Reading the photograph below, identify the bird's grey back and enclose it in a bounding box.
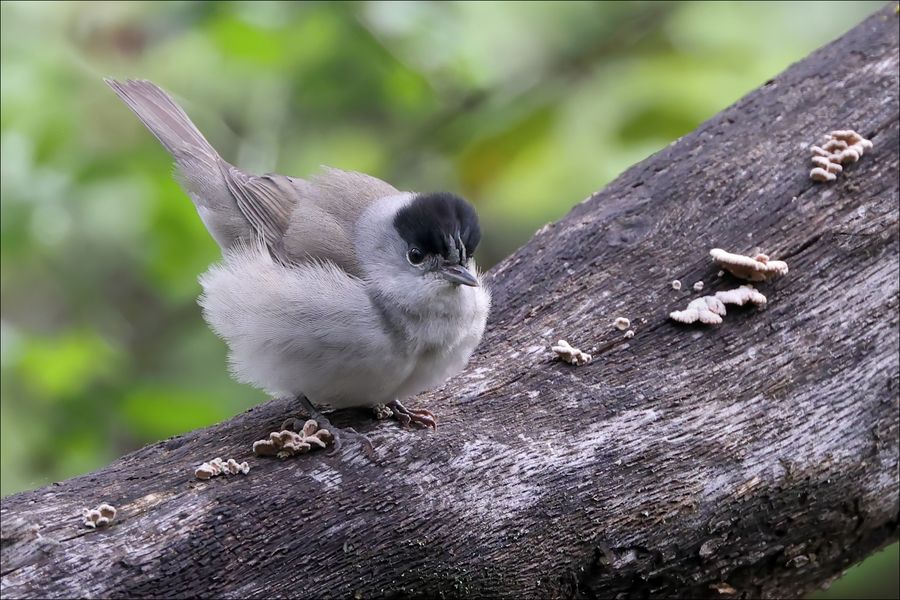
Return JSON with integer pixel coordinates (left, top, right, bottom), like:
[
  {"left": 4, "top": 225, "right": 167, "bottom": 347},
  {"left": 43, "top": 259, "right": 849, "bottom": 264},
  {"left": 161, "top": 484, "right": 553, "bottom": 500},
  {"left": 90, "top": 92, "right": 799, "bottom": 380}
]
[
  {"left": 105, "top": 79, "right": 398, "bottom": 275},
  {"left": 280, "top": 168, "right": 398, "bottom": 275}
]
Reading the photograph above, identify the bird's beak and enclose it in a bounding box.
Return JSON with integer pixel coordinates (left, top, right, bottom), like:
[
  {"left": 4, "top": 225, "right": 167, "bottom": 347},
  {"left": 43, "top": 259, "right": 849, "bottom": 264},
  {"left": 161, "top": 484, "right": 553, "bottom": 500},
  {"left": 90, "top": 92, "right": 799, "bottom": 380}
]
[{"left": 439, "top": 264, "right": 479, "bottom": 287}]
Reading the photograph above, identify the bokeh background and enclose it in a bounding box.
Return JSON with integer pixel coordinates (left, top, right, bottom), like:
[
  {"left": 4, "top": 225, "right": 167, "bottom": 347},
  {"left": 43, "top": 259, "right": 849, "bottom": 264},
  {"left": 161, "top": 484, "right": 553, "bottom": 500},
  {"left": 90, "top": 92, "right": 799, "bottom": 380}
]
[{"left": 1, "top": 1, "right": 896, "bottom": 596}]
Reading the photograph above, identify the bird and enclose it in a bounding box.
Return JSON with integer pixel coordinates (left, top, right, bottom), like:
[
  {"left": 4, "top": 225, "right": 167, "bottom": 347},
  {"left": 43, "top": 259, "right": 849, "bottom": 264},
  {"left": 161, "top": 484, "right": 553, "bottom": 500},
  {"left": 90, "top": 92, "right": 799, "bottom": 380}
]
[{"left": 105, "top": 79, "right": 490, "bottom": 449}]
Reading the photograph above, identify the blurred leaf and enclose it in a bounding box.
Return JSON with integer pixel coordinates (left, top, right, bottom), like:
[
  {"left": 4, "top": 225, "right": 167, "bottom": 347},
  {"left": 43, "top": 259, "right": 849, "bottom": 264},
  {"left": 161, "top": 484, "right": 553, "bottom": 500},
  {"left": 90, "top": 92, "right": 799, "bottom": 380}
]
[
  {"left": 121, "top": 385, "right": 234, "bottom": 439},
  {"left": 810, "top": 543, "right": 900, "bottom": 600},
  {"left": 139, "top": 174, "right": 220, "bottom": 302},
  {"left": 209, "top": 14, "right": 284, "bottom": 66},
  {"left": 458, "top": 104, "right": 557, "bottom": 194},
  {"left": 17, "top": 331, "right": 120, "bottom": 400},
  {"left": 617, "top": 103, "right": 701, "bottom": 144}
]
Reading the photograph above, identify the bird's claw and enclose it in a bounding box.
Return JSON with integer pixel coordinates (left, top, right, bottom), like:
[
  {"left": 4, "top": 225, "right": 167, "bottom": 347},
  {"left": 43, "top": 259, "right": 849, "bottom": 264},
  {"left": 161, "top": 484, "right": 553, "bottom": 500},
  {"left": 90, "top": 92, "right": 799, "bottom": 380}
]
[
  {"left": 386, "top": 399, "right": 437, "bottom": 429},
  {"left": 323, "top": 425, "right": 376, "bottom": 459}
]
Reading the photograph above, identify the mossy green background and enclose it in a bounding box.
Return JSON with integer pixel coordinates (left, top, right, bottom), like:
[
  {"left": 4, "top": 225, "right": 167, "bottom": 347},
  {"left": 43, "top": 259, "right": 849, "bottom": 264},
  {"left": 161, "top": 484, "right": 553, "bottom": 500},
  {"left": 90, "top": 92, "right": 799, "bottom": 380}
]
[{"left": 1, "top": 2, "right": 896, "bottom": 596}]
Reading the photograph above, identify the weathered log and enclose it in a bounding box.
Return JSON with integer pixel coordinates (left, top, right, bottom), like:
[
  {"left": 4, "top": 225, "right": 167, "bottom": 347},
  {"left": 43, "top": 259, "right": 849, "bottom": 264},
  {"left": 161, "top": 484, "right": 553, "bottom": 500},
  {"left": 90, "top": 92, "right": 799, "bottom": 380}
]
[{"left": 2, "top": 5, "right": 898, "bottom": 599}]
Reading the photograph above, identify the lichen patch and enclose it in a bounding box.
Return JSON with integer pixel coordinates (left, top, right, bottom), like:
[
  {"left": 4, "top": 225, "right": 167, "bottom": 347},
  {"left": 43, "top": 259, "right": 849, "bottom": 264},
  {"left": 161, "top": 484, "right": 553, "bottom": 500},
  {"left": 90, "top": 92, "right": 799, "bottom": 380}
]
[{"left": 253, "top": 420, "right": 334, "bottom": 459}]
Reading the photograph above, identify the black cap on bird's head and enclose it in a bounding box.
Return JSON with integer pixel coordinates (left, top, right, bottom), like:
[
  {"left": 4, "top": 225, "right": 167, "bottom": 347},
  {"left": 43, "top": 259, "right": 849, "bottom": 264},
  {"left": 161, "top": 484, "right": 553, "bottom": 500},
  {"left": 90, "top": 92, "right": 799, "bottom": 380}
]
[{"left": 393, "top": 192, "right": 481, "bottom": 286}]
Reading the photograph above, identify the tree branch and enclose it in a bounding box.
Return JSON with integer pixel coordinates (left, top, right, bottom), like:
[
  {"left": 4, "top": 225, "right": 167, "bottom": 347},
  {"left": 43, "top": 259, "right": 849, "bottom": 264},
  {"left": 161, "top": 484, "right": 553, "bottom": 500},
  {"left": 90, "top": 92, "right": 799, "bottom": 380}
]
[{"left": 2, "top": 5, "right": 898, "bottom": 598}]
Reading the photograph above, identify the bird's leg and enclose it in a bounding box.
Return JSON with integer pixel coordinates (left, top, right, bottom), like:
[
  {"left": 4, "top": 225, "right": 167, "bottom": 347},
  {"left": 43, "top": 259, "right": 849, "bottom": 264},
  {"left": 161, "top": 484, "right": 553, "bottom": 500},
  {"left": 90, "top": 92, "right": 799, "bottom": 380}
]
[
  {"left": 283, "top": 395, "right": 374, "bottom": 459},
  {"left": 385, "top": 399, "right": 437, "bottom": 429}
]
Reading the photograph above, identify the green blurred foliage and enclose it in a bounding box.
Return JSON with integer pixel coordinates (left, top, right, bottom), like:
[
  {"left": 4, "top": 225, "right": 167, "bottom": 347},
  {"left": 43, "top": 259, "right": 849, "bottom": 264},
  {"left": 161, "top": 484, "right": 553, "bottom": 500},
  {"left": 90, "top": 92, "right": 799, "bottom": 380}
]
[{"left": 1, "top": 2, "right": 895, "bottom": 596}]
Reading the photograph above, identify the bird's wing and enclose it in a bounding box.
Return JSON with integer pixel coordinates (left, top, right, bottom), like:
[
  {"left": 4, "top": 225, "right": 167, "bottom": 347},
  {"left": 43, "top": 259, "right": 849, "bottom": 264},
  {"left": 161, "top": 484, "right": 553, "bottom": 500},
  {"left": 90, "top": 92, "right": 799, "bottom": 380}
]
[
  {"left": 219, "top": 167, "right": 298, "bottom": 256},
  {"left": 208, "top": 164, "right": 402, "bottom": 276},
  {"left": 218, "top": 166, "right": 399, "bottom": 275},
  {"left": 279, "top": 167, "right": 400, "bottom": 276}
]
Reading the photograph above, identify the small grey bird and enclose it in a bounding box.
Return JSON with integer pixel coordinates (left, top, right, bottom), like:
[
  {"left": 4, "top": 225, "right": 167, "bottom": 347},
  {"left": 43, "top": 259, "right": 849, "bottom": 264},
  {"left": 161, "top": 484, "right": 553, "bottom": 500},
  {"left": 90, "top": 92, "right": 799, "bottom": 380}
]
[{"left": 105, "top": 79, "right": 490, "bottom": 442}]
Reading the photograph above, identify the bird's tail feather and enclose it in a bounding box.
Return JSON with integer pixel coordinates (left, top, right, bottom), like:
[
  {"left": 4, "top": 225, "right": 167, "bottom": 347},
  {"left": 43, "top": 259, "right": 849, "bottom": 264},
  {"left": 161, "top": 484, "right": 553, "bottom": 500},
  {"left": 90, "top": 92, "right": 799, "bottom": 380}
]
[
  {"left": 104, "top": 78, "right": 220, "bottom": 167},
  {"left": 105, "top": 78, "right": 258, "bottom": 251}
]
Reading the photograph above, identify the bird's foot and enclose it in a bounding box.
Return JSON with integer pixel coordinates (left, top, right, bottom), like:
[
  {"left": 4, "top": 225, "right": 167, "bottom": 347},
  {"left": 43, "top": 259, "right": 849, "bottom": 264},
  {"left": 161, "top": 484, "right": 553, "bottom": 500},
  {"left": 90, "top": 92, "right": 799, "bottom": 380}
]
[
  {"left": 286, "top": 396, "right": 375, "bottom": 459},
  {"left": 384, "top": 399, "right": 437, "bottom": 429}
]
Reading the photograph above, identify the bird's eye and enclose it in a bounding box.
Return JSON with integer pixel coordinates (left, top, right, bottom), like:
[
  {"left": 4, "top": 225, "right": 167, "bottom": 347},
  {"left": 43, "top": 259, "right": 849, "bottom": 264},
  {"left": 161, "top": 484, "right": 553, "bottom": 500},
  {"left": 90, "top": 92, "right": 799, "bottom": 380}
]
[{"left": 407, "top": 247, "right": 425, "bottom": 265}]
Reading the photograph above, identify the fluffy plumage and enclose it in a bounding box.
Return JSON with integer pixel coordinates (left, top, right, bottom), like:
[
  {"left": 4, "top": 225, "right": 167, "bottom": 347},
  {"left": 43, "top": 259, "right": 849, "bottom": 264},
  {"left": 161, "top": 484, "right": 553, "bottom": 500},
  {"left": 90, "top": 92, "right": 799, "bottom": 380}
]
[
  {"left": 106, "top": 79, "right": 490, "bottom": 411},
  {"left": 199, "top": 240, "right": 489, "bottom": 407}
]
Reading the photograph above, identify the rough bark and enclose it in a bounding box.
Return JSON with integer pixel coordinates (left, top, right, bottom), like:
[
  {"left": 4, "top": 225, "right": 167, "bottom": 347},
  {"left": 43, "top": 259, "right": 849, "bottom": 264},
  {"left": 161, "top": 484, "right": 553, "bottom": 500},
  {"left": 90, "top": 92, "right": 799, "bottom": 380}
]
[{"left": 2, "top": 6, "right": 899, "bottom": 599}]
